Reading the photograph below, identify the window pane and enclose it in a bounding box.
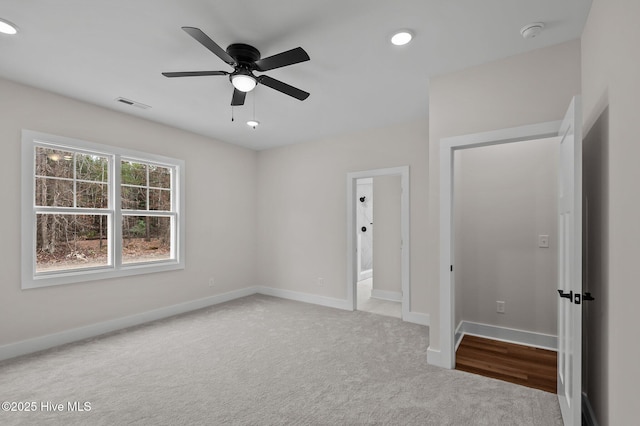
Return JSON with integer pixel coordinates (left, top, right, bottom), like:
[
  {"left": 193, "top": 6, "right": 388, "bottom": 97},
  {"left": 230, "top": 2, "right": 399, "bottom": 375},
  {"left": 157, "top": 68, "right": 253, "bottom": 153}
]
[
  {"left": 121, "top": 186, "right": 147, "bottom": 210},
  {"left": 121, "top": 161, "right": 147, "bottom": 185},
  {"left": 36, "top": 214, "right": 110, "bottom": 273},
  {"left": 35, "top": 178, "right": 73, "bottom": 207},
  {"left": 122, "top": 216, "right": 172, "bottom": 264},
  {"left": 76, "top": 153, "right": 108, "bottom": 182},
  {"left": 149, "top": 189, "right": 171, "bottom": 211},
  {"left": 35, "top": 147, "right": 74, "bottom": 179},
  {"left": 77, "top": 182, "right": 108, "bottom": 208},
  {"left": 149, "top": 165, "right": 171, "bottom": 189}
]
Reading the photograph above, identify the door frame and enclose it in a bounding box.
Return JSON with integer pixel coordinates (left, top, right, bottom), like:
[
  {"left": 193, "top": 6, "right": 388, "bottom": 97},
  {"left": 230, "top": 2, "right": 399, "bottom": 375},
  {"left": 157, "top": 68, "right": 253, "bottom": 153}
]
[
  {"left": 346, "top": 166, "right": 410, "bottom": 319},
  {"left": 436, "top": 121, "right": 562, "bottom": 369}
]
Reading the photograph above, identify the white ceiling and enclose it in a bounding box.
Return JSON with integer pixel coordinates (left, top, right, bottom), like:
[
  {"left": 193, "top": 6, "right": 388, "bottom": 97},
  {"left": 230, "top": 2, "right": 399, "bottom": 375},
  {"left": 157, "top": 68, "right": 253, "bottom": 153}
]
[{"left": 0, "top": 0, "right": 592, "bottom": 150}]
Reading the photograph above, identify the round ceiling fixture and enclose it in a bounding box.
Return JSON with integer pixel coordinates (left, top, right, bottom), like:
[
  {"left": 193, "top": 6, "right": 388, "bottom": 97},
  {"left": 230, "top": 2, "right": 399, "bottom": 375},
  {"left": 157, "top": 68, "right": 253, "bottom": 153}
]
[
  {"left": 231, "top": 72, "right": 257, "bottom": 92},
  {"left": 0, "top": 18, "right": 18, "bottom": 35},
  {"left": 520, "top": 22, "right": 545, "bottom": 39},
  {"left": 391, "top": 30, "right": 413, "bottom": 46},
  {"left": 247, "top": 120, "right": 260, "bottom": 129}
]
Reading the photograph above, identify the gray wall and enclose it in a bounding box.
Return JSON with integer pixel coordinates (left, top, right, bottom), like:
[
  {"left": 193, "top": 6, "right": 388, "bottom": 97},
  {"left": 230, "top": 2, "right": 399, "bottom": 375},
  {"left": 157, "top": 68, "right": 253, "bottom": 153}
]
[
  {"left": 453, "top": 139, "right": 558, "bottom": 335},
  {"left": 372, "top": 175, "right": 402, "bottom": 294},
  {"left": 257, "top": 120, "right": 429, "bottom": 313},
  {"left": 0, "top": 77, "right": 258, "bottom": 346},
  {"left": 581, "top": 0, "right": 640, "bottom": 423}
]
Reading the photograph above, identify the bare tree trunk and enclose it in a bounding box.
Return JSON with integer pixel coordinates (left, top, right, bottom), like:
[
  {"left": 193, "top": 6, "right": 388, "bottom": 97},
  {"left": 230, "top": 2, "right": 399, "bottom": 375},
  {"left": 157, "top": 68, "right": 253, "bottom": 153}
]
[
  {"left": 39, "top": 180, "right": 50, "bottom": 253},
  {"left": 145, "top": 217, "right": 151, "bottom": 242},
  {"left": 99, "top": 215, "right": 103, "bottom": 250}
]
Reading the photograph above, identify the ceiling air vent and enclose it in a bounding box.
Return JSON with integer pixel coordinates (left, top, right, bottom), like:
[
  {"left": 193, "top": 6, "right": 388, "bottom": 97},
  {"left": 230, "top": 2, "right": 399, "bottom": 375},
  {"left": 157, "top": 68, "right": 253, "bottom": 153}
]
[{"left": 115, "top": 97, "right": 151, "bottom": 109}]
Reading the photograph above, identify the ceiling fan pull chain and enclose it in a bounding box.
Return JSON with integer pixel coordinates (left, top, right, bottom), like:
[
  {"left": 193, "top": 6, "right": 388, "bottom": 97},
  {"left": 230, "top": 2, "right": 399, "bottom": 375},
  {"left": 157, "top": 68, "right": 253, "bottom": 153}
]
[{"left": 231, "top": 105, "right": 234, "bottom": 122}]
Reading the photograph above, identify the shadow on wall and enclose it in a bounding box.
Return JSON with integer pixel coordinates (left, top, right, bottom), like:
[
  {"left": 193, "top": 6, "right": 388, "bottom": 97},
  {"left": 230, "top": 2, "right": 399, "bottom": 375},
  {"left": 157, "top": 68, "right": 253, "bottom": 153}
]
[{"left": 582, "top": 104, "right": 609, "bottom": 425}]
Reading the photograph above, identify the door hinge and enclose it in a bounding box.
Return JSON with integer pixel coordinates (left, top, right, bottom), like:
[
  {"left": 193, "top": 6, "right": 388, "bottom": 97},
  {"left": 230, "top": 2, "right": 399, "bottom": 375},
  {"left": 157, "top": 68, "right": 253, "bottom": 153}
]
[{"left": 450, "top": 265, "right": 453, "bottom": 272}]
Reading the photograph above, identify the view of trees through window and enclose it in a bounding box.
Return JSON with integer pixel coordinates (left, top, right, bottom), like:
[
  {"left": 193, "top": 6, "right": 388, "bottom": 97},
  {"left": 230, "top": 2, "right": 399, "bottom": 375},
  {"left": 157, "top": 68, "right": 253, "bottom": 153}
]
[{"left": 34, "top": 147, "right": 173, "bottom": 272}]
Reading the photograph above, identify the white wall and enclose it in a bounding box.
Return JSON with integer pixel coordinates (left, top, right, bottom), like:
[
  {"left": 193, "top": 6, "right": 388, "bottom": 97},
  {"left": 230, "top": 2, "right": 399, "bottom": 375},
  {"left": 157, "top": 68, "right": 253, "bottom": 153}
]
[
  {"left": 581, "top": 0, "right": 640, "bottom": 423},
  {"left": 0, "top": 77, "right": 258, "bottom": 346},
  {"left": 453, "top": 139, "right": 558, "bottom": 335},
  {"left": 372, "top": 175, "right": 401, "bottom": 294},
  {"left": 256, "top": 119, "right": 428, "bottom": 313},
  {"left": 427, "top": 40, "right": 582, "bottom": 357}
]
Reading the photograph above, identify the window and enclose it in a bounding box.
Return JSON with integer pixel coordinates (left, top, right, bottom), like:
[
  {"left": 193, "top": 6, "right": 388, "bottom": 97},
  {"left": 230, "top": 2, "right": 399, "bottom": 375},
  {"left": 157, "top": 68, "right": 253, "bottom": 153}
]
[{"left": 21, "top": 130, "right": 185, "bottom": 289}]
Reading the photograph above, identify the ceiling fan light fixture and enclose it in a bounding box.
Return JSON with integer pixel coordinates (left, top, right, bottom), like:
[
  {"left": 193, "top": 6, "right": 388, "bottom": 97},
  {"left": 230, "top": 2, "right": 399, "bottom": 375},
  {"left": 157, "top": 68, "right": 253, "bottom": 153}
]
[
  {"left": 391, "top": 30, "right": 413, "bottom": 46},
  {"left": 231, "top": 74, "right": 257, "bottom": 92},
  {"left": 0, "top": 18, "right": 18, "bottom": 35}
]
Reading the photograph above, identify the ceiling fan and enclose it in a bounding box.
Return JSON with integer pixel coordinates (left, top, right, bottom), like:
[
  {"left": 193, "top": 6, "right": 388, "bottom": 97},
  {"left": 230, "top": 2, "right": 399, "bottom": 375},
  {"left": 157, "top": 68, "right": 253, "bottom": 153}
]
[{"left": 163, "top": 27, "right": 310, "bottom": 106}]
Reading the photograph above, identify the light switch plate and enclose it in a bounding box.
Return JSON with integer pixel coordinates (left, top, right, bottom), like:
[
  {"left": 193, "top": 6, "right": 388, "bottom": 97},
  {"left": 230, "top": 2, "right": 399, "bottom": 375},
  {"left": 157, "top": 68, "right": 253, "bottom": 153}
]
[{"left": 538, "top": 235, "right": 550, "bottom": 248}]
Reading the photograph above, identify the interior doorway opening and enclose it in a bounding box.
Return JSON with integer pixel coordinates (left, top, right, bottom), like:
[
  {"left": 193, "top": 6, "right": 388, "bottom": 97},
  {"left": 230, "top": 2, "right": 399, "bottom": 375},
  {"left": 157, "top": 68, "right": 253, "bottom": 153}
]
[
  {"left": 452, "top": 137, "right": 560, "bottom": 350},
  {"left": 452, "top": 137, "right": 560, "bottom": 394},
  {"left": 346, "top": 166, "right": 410, "bottom": 320},
  {"left": 355, "top": 176, "right": 402, "bottom": 318}
]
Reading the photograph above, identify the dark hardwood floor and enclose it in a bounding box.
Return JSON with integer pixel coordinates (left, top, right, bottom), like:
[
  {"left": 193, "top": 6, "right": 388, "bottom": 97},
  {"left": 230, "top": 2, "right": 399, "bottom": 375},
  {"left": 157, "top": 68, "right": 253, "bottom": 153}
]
[{"left": 455, "top": 334, "right": 557, "bottom": 394}]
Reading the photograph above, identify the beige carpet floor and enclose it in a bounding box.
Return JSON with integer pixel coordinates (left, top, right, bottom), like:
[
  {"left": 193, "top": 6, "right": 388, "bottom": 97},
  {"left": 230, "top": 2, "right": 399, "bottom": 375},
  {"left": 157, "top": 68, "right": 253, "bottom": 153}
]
[{"left": 0, "top": 295, "right": 562, "bottom": 425}]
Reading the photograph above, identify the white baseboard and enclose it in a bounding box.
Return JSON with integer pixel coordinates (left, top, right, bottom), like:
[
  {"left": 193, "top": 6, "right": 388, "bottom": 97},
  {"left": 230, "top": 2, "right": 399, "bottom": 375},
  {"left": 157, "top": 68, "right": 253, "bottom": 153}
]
[
  {"left": 1, "top": 285, "right": 424, "bottom": 362},
  {"left": 0, "top": 287, "right": 258, "bottom": 362},
  {"left": 427, "top": 346, "right": 454, "bottom": 369},
  {"left": 454, "top": 321, "right": 465, "bottom": 350},
  {"left": 456, "top": 321, "right": 557, "bottom": 351},
  {"left": 403, "top": 311, "right": 429, "bottom": 326},
  {"left": 257, "top": 286, "right": 352, "bottom": 311},
  {"left": 371, "top": 289, "right": 402, "bottom": 302},
  {"left": 358, "top": 269, "right": 372, "bottom": 281}
]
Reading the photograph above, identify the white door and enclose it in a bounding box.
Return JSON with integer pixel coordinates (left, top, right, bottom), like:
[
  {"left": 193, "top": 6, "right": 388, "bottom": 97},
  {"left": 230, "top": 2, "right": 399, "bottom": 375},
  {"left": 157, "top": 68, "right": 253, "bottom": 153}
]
[{"left": 557, "top": 96, "right": 582, "bottom": 425}]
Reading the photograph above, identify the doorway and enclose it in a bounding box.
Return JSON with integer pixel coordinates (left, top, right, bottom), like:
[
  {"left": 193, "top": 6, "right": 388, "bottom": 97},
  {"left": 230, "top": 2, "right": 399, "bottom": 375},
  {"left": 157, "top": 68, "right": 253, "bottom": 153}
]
[
  {"left": 436, "top": 96, "right": 583, "bottom": 425},
  {"left": 436, "top": 120, "right": 564, "bottom": 368},
  {"left": 346, "top": 166, "right": 410, "bottom": 320},
  {"left": 452, "top": 137, "right": 560, "bottom": 349},
  {"left": 356, "top": 176, "right": 402, "bottom": 318},
  {"left": 452, "top": 137, "right": 560, "bottom": 394}
]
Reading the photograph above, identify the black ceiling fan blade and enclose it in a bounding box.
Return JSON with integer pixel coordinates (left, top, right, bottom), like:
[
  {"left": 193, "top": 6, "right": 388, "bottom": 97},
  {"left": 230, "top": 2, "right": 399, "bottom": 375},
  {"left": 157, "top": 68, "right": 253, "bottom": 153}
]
[
  {"left": 231, "top": 88, "right": 247, "bottom": 106},
  {"left": 258, "top": 75, "right": 309, "bottom": 101},
  {"left": 162, "top": 71, "right": 229, "bottom": 78},
  {"left": 254, "top": 47, "right": 310, "bottom": 71},
  {"left": 182, "top": 26, "right": 236, "bottom": 66}
]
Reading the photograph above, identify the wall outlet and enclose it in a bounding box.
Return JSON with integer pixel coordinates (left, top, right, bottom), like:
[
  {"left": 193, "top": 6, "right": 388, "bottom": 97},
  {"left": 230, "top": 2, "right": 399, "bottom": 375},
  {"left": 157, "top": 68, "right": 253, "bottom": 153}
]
[
  {"left": 496, "top": 301, "right": 505, "bottom": 314},
  {"left": 209, "top": 277, "right": 215, "bottom": 287},
  {"left": 317, "top": 277, "right": 324, "bottom": 287}
]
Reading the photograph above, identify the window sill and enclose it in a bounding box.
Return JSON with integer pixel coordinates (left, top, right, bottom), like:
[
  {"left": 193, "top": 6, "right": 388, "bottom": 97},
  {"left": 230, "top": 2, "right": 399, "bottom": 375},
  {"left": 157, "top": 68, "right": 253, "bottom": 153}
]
[{"left": 22, "top": 260, "right": 185, "bottom": 290}]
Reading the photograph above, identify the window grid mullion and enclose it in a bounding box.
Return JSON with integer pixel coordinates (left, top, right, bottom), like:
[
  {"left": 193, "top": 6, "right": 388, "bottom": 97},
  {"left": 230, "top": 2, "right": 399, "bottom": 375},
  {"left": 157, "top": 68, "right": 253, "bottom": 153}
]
[
  {"left": 113, "top": 154, "right": 122, "bottom": 268},
  {"left": 73, "top": 152, "right": 77, "bottom": 208}
]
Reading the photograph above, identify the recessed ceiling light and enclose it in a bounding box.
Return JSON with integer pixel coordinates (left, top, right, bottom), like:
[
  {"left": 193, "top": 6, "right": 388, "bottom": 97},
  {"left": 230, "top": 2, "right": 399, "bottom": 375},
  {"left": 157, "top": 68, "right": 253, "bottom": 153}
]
[
  {"left": 247, "top": 120, "right": 260, "bottom": 129},
  {"left": 391, "top": 30, "right": 413, "bottom": 46},
  {"left": 0, "top": 18, "right": 18, "bottom": 35}
]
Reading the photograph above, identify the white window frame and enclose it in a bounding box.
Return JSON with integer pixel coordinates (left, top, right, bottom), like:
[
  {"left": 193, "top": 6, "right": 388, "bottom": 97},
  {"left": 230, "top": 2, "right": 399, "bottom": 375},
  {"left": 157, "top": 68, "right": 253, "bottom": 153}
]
[{"left": 21, "top": 130, "right": 185, "bottom": 289}]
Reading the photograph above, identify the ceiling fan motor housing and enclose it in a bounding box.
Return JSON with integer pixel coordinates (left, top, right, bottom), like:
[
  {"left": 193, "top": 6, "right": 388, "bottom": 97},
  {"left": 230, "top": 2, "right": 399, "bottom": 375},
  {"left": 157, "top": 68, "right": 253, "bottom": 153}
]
[{"left": 227, "top": 43, "right": 261, "bottom": 66}]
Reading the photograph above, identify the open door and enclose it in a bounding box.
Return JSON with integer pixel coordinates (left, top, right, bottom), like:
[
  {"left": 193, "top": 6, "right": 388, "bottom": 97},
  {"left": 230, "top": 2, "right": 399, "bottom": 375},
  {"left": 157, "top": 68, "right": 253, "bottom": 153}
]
[{"left": 557, "top": 96, "right": 582, "bottom": 425}]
